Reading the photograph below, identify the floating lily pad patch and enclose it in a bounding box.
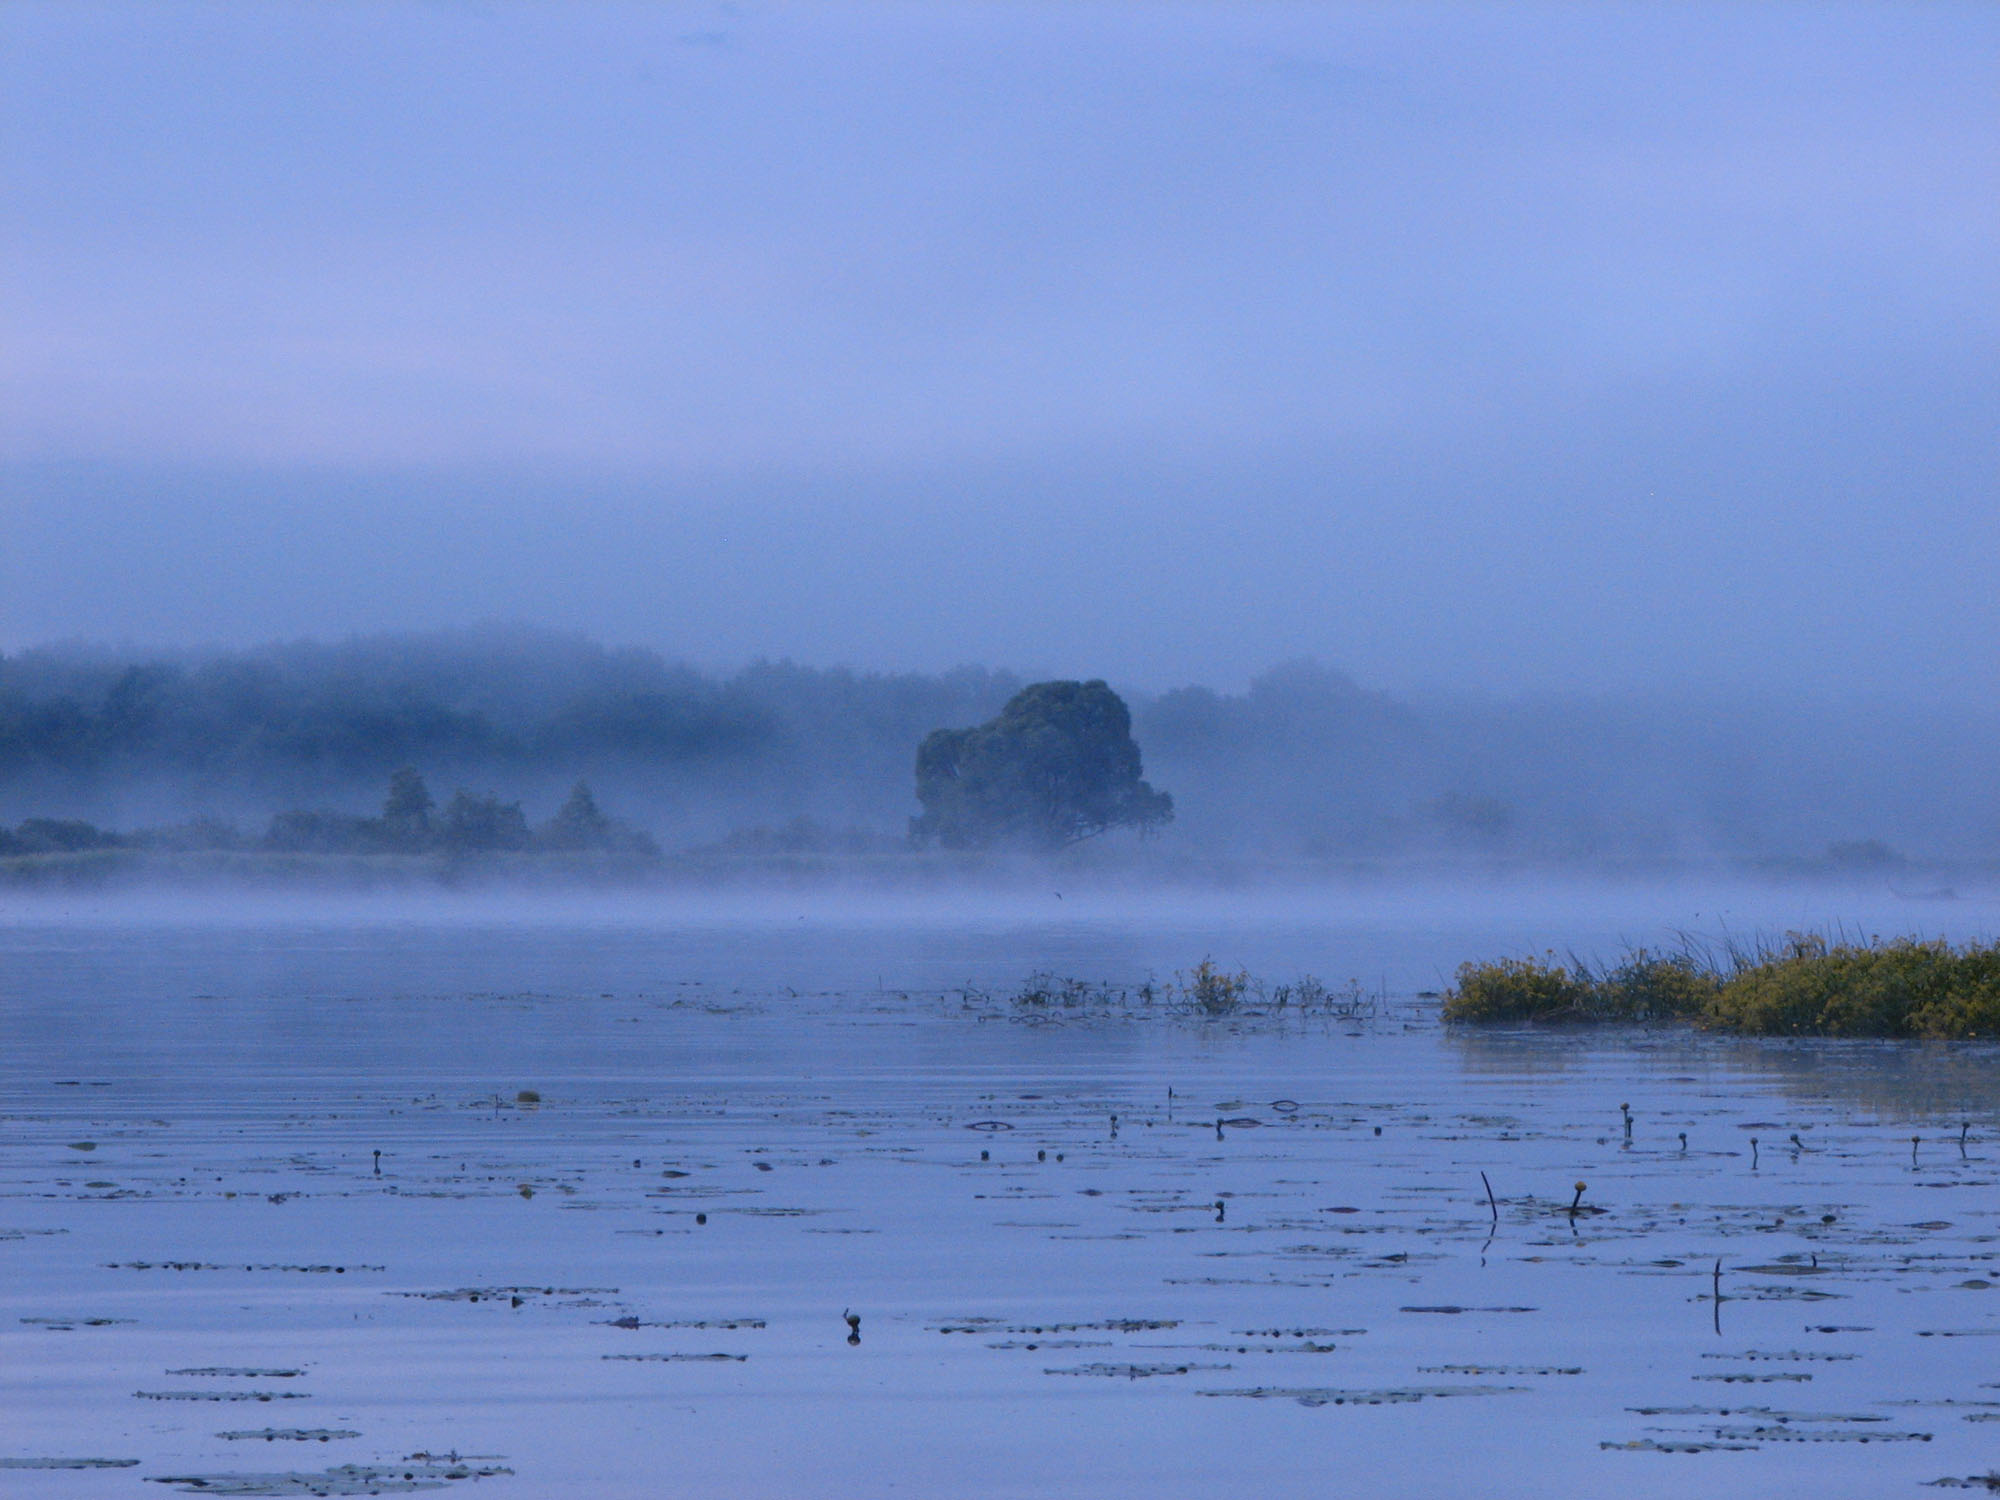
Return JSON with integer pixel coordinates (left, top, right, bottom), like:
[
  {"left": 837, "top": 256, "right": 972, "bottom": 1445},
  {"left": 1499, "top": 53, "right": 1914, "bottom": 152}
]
[
  {"left": 1044, "top": 1362, "right": 1225, "bottom": 1378},
  {"left": 138, "top": 1390, "right": 310, "bottom": 1402},
  {"left": 147, "top": 1459, "right": 511, "bottom": 1494},
  {"left": 597, "top": 1316, "right": 763, "bottom": 1330},
  {"left": 1421, "top": 1364, "right": 1581, "bottom": 1376},
  {"left": 1200, "top": 1384, "right": 1525, "bottom": 1407},
  {"left": 170, "top": 1368, "right": 305, "bottom": 1379}
]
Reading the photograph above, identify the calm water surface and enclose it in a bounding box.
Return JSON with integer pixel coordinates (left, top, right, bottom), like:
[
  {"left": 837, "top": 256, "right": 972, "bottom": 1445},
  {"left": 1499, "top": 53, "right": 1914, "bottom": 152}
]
[{"left": 4, "top": 881, "right": 1999, "bottom": 1497}]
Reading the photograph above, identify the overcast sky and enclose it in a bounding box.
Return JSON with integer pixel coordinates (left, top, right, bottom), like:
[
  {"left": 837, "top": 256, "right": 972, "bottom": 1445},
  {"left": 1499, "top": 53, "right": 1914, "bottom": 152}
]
[{"left": 3, "top": 2, "right": 1996, "bottom": 695}]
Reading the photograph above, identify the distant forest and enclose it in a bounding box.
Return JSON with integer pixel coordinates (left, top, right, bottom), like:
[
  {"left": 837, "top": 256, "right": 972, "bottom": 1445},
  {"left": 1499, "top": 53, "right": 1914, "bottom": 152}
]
[{"left": 1, "top": 627, "right": 1996, "bottom": 865}]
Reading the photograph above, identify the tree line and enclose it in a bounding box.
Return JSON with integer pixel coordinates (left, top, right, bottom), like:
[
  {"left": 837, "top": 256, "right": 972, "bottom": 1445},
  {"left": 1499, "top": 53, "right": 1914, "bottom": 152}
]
[
  {"left": 0, "top": 770, "right": 656, "bottom": 860},
  {"left": 3, "top": 626, "right": 1994, "bottom": 862}
]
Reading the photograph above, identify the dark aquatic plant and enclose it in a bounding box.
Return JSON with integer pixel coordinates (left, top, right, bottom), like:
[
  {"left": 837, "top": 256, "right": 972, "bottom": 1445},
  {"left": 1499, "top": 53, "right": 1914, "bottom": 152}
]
[
  {"left": 1008, "top": 972, "right": 1127, "bottom": 1009},
  {"left": 978, "top": 964, "right": 1366, "bottom": 1025}
]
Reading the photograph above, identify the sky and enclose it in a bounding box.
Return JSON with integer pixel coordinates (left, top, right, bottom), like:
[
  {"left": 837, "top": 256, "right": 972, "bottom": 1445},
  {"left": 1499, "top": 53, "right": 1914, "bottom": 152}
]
[{"left": 3, "top": 1, "right": 1996, "bottom": 696}]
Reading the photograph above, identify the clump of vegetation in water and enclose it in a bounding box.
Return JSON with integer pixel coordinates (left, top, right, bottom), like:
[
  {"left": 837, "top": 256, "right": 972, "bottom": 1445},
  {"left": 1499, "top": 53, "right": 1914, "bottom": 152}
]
[
  {"left": 1443, "top": 932, "right": 2000, "bottom": 1038},
  {"left": 986, "top": 963, "right": 1375, "bottom": 1022},
  {"left": 1166, "top": 962, "right": 1377, "bottom": 1020},
  {"left": 1706, "top": 933, "right": 2000, "bottom": 1037},
  {"left": 1440, "top": 954, "right": 1593, "bottom": 1023},
  {"left": 1594, "top": 949, "right": 1722, "bottom": 1021},
  {"left": 1177, "top": 959, "right": 1252, "bottom": 1017},
  {"left": 1008, "top": 972, "right": 1131, "bottom": 1009}
]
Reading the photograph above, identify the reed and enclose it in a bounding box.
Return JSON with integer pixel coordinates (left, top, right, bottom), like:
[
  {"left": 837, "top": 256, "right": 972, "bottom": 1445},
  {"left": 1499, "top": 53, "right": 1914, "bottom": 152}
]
[{"left": 1443, "top": 931, "right": 2000, "bottom": 1038}]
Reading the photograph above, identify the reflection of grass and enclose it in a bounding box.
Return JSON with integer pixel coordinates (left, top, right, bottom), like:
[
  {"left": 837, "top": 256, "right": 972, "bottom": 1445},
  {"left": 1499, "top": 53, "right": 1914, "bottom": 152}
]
[{"left": 1444, "top": 933, "right": 2000, "bottom": 1038}]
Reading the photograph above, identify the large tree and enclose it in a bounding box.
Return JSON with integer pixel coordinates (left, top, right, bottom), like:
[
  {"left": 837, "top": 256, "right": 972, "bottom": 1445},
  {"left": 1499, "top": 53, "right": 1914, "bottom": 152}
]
[{"left": 911, "top": 680, "right": 1173, "bottom": 850}]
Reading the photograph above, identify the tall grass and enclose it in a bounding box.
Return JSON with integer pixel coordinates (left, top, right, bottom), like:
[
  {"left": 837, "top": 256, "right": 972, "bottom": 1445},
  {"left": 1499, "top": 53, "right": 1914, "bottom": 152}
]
[{"left": 1443, "top": 932, "right": 2000, "bottom": 1038}]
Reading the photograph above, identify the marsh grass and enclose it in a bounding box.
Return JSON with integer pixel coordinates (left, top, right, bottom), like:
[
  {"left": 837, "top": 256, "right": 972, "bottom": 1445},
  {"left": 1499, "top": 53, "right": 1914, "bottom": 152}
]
[
  {"left": 1706, "top": 933, "right": 2000, "bottom": 1038},
  {"left": 1007, "top": 972, "right": 1130, "bottom": 1009},
  {"left": 986, "top": 963, "right": 1378, "bottom": 1021},
  {"left": 1443, "top": 931, "right": 2000, "bottom": 1038}
]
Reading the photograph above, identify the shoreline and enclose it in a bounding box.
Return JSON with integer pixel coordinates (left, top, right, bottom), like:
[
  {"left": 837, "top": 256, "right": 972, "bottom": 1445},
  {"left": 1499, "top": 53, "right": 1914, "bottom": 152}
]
[{"left": 2, "top": 845, "right": 1997, "bottom": 894}]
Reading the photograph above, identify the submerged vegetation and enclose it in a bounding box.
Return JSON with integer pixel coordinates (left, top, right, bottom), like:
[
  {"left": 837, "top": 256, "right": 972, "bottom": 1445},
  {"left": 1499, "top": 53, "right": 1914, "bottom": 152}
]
[
  {"left": 1443, "top": 934, "right": 2000, "bottom": 1038},
  {"left": 979, "top": 962, "right": 1379, "bottom": 1022}
]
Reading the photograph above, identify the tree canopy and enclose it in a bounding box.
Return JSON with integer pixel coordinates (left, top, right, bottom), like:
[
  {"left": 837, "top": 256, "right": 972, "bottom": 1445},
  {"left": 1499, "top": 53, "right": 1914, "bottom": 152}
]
[
  {"left": 252, "top": 769, "right": 655, "bottom": 858},
  {"left": 911, "top": 680, "right": 1173, "bottom": 850}
]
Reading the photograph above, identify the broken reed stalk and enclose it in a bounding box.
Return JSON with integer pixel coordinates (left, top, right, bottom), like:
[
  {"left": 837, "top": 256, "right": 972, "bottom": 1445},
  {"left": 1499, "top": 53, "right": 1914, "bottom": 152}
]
[{"left": 1480, "top": 1171, "right": 1498, "bottom": 1223}]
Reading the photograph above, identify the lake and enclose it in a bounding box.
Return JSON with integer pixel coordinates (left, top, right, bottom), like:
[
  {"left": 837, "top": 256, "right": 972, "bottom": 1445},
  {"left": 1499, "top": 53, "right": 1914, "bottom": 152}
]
[{"left": 4, "top": 878, "right": 1998, "bottom": 1497}]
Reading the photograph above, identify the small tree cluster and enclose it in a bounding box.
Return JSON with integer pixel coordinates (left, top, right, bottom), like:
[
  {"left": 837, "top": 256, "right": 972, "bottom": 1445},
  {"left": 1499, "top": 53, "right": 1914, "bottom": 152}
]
[
  {"left": 0, "top": 817, "right": 128, "bottom": 856},
  {"left": 259, "top": 770, "right": 657, "bottom": 857}
]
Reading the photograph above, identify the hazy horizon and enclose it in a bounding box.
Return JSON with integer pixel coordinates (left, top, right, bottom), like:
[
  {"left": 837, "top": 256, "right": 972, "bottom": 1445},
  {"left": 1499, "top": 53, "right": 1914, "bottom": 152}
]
[{"left": 7, "top": 3, "right": 1997, "bottom": 699}]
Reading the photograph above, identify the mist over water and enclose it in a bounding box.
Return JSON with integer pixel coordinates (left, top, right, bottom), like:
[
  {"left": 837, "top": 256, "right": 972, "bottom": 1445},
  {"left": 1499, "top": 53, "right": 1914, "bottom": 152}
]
[
  {"left": 3, "top": 628, "right": 1998, "bottom": 868},
  {"left": 6, "top": 5, "right": 2000, "bottom": 1495}
]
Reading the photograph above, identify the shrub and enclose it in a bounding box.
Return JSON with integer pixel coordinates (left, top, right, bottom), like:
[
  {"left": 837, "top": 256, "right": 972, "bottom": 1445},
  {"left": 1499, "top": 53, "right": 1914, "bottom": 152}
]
[
  {"left": 1445, "top": 932, "right": 2000, "bottom": 1038},
  {"left": 1594, "top": 949, "right": 1721, "bottom": 1022},
  {"left": 1707, "top": 935, "right": 2000, "bottom": 1038},
  {"left": 1906, "top": 960, "right": 2000, "bottom": 1038},
  {"left": 1441, "top": 955, "right": 1594, "bottom": 1023},
  {"left": 1178, "top": 958, "right": 1252, "bottom": 1017}
]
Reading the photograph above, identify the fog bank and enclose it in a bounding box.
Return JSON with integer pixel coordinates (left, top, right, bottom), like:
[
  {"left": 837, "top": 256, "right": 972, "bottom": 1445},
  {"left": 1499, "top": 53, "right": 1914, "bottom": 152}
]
[{"left": 2, "top": 628, "right": 1995, "bottom": 868}]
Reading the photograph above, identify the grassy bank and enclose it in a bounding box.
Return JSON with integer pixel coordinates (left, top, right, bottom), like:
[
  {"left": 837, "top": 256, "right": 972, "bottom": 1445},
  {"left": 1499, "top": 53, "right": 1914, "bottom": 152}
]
[{"left": 1443, "top": 934, "right": 2000, "bottom": 1038}]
